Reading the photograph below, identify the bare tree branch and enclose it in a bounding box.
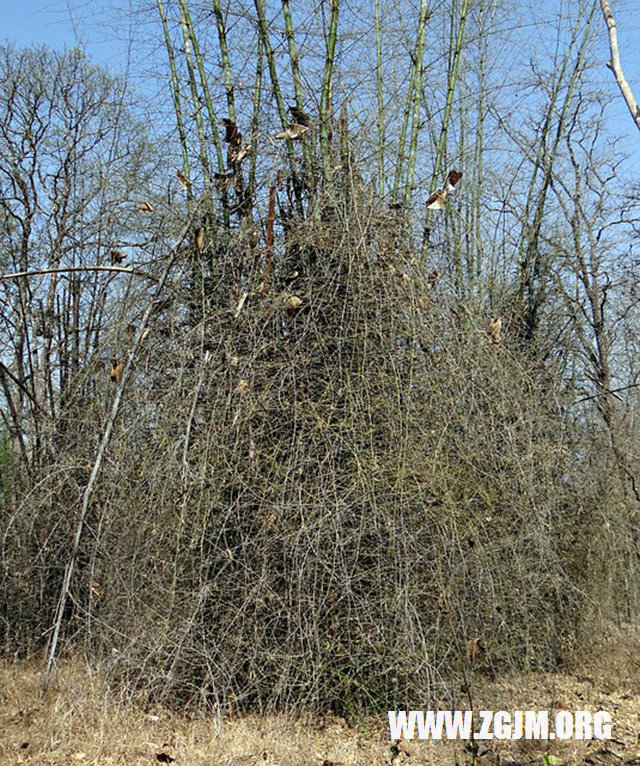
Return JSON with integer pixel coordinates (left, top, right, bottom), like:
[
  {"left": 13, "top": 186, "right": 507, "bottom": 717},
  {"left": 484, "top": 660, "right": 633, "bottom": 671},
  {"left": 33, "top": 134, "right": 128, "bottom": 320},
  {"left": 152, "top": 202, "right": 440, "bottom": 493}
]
[
  {"left": 600, "top": 0, "right": 640, "bottom": 130},
  {"left": 1, "top": 264, "right": 163, "bottom": 284}
]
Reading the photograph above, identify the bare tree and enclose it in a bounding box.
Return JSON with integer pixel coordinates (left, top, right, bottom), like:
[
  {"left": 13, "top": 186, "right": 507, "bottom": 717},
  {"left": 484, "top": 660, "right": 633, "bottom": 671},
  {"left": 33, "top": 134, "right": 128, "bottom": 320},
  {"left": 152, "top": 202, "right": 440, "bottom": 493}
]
[{"left": 0, "top": 45, "right": 161, "bottom": 480}]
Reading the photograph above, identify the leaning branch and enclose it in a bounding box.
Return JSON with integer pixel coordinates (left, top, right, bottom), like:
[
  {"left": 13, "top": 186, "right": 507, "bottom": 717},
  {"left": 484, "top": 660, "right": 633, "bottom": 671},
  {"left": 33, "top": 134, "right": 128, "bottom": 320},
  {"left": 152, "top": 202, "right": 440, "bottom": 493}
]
[
  {"left": 600, "top": 0, "right": 640, "bottom": 130},
  {"left": 0, "top": 265, "right": 185, "bottom": 298},
  {"left": 42, "top": 209, "right": 199, "bottom": 692},
  {"left": 1, "top": 264, "right": 154, "bottom": 283}
]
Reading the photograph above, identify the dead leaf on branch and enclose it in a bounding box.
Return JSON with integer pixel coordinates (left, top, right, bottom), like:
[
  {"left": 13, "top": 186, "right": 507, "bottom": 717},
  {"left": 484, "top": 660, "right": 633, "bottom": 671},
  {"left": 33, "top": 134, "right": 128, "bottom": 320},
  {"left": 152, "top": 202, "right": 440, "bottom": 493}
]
[
  {"left": 221, "top": 117, "right": 241, "bottom": 144},
  {"left": 176, "top": 170, "right": 190, "bottom": 190},
  {"left": 275, "top": 123, "right": 308, "bottom": 140},
  {"left": 195, "top": 226, "right": 204, "bottom": 253},
  {"left": 109, "top": 358, "right": 123, "bottom": 384},
  {"left": 488, "top": 316, "right": 502, "bottom": 344},
  {"left": 110, "top": 249, "right": 126, "bottom": 264},
  {"left": 426, "top": 169, "right": 463, "bottom": 210},
  {"left": 289, "top": 105, "right": 310, "bottom": 127}
]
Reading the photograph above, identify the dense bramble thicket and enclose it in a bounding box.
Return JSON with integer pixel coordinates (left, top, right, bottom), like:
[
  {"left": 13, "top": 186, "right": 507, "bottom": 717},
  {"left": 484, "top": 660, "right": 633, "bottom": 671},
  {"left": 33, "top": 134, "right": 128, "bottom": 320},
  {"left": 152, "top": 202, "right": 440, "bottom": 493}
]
[{"left": 1, "top": 0, "right": 639, "bottom": 712}]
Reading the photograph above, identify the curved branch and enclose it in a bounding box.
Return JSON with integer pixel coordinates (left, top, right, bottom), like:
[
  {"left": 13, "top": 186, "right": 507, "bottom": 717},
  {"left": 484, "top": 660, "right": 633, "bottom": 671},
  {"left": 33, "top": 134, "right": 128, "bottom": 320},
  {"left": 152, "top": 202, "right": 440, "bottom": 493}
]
[{"left": 1, "top": 264, "right": 167, "bottom": 286}]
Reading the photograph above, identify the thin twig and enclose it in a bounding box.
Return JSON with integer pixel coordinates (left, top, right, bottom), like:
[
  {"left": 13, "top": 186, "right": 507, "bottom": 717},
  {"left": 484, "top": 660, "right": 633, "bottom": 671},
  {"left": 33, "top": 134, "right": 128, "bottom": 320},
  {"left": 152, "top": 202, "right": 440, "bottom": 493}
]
[
  {"left": 576, "top": 382, "right": 640, "bottom": 403},
  {"left": 42, "top": 206, "right": 200, "bottom": 693}
]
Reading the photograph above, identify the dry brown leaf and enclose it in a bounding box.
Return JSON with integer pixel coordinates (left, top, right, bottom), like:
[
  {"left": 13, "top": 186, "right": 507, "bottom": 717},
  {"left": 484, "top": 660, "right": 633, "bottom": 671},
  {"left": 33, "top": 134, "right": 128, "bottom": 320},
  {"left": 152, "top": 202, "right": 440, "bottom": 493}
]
[
  {"left": 110, "top": 249, "right": 126, "bottom": 264},
  {"left": 195, "top": 226, "right": 204, "bottom": 253},
  {"left": 426, "top": 268, "right": 440, "bottom": 289},
  {"left": 445, "top": 169, "right": 463, "bottom": 190},
  {"left": 221, "top": 117, "right": 241, "bottom": 144},
  {"left": 488, "top": 316, "right": 502, "bottom": 344},
  {"left": 467, "top": 637, "right": 480, "bottom": 665},
  {"left": 228, "top": 142, "right": 251, "bottom": 166},
  {"left": 427, "top": 169, "right": 462, "bottom": 210},
  {"left": 289, "top": 105, "right": 310, "bottom": 127},
  {"left": 234, "top": 292, "right": 249, "bottom": 318},
  {"left": 109, "top": 358, "right": 123, "bottom": 384},
  {"left": 426, "top": 189, "right": 447, "bottom": 210},
  {"left": 275, "top": 123, "right": 308, "bottom": 140},
  {"left": 285, "top": 295, "right": 303, "bottom": 316}
]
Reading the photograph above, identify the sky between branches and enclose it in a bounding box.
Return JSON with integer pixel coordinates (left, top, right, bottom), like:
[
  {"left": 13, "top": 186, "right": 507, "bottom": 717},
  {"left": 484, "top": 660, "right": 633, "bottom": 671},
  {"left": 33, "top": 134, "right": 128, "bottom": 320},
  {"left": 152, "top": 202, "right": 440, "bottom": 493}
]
[{"left": 3, "top": 0, "right": 640, "bottom": 176}]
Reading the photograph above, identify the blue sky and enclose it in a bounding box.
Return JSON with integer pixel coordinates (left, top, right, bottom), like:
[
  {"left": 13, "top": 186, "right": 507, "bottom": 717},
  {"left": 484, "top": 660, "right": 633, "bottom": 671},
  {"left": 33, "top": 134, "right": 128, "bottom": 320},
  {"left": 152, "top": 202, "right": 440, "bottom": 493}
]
[
  {"left": 2, "top": 0, "right": 640, "bottom": 159},
  {"left": 4, "top": 0, "right": 76, "bottom": 51}
]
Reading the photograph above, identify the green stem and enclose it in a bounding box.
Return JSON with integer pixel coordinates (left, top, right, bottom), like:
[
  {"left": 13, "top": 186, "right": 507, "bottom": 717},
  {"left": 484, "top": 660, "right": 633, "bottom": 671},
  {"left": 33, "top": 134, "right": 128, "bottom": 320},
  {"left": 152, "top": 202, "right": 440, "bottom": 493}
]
[
  {"left": 434, "top": 0, "right": 469, "bottom": 187},
  {"left": 421, "top": 0, "right": 469, "bottom": 261},
  {"left": 212, "top": 0, "right": 236, "bottom": 120},
  {"left": 254, "top": 0, "right": 303, "bottom": 213},
  {"left": 282, "top": 0, "right": 313, "bottom": 186},
  {"left": 157, "top": 0, "right": 192, "bottom": 209},
  {"left": 320, "top": 0, "right": 340, "bottom": 192},
  {"left": 404, "top": 0, "right": 431, "bottom": 207},
  {"left": 248, "top": 35, "right": 264, "bottom": 201},
  {"left": 374, "top": 0, "right": 385, "bottom": 197},
  {"left": 181, "top": 0, "right": 225, "bottom": 174},
  {"left": 178, "top": 0, "right": 212, "bottom": 196}
]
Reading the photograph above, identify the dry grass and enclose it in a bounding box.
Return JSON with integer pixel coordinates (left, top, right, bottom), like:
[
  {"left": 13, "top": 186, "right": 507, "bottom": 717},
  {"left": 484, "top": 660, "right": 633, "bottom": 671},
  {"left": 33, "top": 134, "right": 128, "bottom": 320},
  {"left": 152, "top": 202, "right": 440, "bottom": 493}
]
[{"left": 1, "top": 624, "right": 639, "bottom": 766}]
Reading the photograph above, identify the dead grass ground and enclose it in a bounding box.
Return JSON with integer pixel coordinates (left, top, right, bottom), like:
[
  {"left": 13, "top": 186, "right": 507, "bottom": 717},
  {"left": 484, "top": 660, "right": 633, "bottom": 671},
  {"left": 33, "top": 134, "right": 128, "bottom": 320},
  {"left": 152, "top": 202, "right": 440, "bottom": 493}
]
[{"left": 1, "top": 623, "right": 638, "bottom": 766}]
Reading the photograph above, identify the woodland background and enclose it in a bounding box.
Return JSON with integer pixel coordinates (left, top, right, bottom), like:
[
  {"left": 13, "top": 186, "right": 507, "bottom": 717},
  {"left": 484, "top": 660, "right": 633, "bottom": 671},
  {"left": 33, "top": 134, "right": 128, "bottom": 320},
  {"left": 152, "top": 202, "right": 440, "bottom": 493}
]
[{"left": 0, "top": 0, "right": 639, "bottom": 714}]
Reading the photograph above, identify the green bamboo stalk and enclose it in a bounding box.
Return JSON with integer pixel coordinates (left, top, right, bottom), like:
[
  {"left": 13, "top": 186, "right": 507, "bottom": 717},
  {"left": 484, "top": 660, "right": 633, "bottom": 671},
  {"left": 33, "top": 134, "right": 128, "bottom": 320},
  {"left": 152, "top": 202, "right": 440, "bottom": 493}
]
[
  {"left": 339, "top": 101, "right": 350, "bottom": 203},
  {"left": 403, "top": 0, "right": 431, "bottom": 207},
  {"left": 179, "top": 0, "right": 225, "bottom": 174},
  {"left": 374, "top": 0, "right": 385, "bottom": 197},
  {"left": 178, "top": 0, "right": 212, "bottom": 196},
  {"left": 420, "top": 0, "right": 469, "bottom": 262},
  {"left": 177, "top": 0, "right": 228, "bottom": 228},
  {"left": 431, "top": 0, "right": 469, "bottom": 189},
  {"left": 212, "top": 0, "right": 237, "bottom": 120},
  {"left": 320, "top": 0, "right": 340, "bottom": 191},
  {"left": 281, "top": 0, "right": 303, "bottom": 106},
  {"left": 254, "top": 0, "right": 288, "bottom": 130},
  {"left": 281, "top": 0, "right": 313, "bottom": 186},
  {"left": 254, "top": 0, "right": 303, "bottom": 212},
  {"left": 472, "top": 13, "right": 492, "bottom": 294},
  {"left": 393, "top": 76, "right": 415, "bottom": 200},
  {"left": 392, "top": 0, "right": 431, "bottom": 202},
  {"left": 212, "top": 0, "right": 256, "bottom": 222},
  {"left": 451, "top": 85, "right": 466, "bottom": 296},
  {"left": 157, "top": 0, "right": 192, "bottom": 208},
  {"left": 248, "top": 35, "right": 264, "bottom": 201}
]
